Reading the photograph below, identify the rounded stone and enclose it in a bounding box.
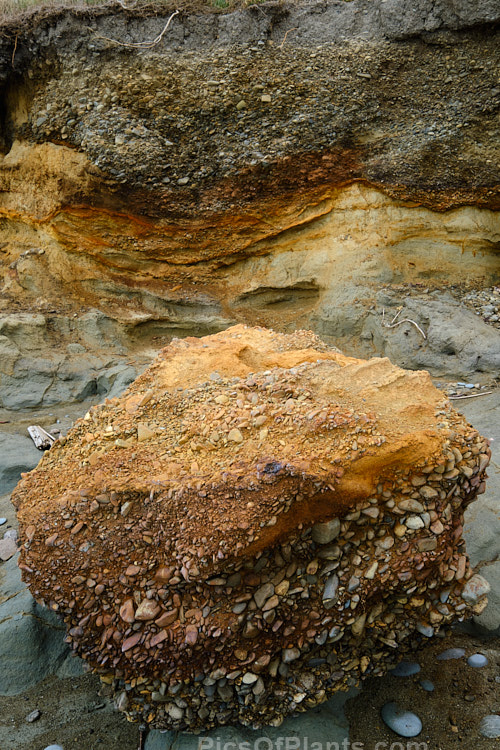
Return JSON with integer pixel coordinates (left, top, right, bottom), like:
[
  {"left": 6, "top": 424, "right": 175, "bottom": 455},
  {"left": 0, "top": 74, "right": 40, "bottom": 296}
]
[
  {"left": 390, "top": 661, "right": 421, "bottom": 677},
  {"left": 0, "top": 518, "right": 7, "bottom": 526},
  {"left": 461, "top": 574, "right": 491, "bottom": 604},
  {"left": 312, "top": 518, "right": 341, "bottom": 545},
  {"left": 467, "top": 653, "right": 488, "bottom": 668},
  {"left": 479, "top": 715, "right": 500, "bottom": 738},
  {"left": 242, "top": 672, "right": 258, "bottom": 684},
  {"left": 419, "top": 679, "right": 435, "bottom": 692},
  {"left": 416, "top": 622, "right": 434, "bottom": 638},
  {"left": 381, "top": 702, "right": 422, "bottom": 738},
  {"left": 44, "top": 745, "right": 64, "bottom": 750},
  {"left": 406, "top": 515, "right": 425, "bottom": 530},
  {"left": 437, "top": 648, "right": 465, "bottom": 661}
]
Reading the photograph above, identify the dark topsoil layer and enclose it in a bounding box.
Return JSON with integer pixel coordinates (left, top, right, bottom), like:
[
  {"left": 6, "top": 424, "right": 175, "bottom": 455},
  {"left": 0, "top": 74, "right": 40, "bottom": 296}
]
[{"left": 0, "top": 1, "right": 499, "bottom": 218}]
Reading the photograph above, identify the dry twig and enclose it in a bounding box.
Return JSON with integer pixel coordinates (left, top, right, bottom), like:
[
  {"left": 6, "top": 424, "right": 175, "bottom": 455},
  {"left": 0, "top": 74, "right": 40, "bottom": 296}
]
[
  {"left": 11, "top": 33, "right": 17, "bottom": 65},
  {"left": 449, "top": 391, "right": 493, "bottom": 400},
  {"left": 92, "top": 8, "right": 179, "bottom": 49},
  {"left": 278, "top": 26, "right": 298, "bottom": 49},
  {"left": 382, "top": 307, "right": 427, "bottom": 340}
]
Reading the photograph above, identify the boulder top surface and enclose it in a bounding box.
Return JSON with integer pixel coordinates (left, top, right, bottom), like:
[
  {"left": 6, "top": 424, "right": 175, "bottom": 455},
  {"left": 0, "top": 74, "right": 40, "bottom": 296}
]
[{"left": 15, "top": 325, "right": 463, "bottom": 567}]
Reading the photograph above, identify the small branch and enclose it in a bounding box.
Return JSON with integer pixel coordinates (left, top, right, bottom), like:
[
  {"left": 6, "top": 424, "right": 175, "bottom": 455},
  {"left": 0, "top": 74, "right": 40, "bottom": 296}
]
[
  {"left": 92, "top": 9, "right": 179, "bottom": 50},
  {"left": 381, "top": 308, "right": 427, "bottom": 340},
  {"left": 278, "top": 27, "right": 298, "bottom": 49},
  {"left": 390, "top": 308, "right": 402, "bottom": 324},
  {"left": 11, "top": 34, "right": 17, "bottom": 67},
  {"left": 27, "top": 425, "right": 56, "bottom": 450},
  {"left": 449, "top": 391, "right": 493, "bottom": 400}
]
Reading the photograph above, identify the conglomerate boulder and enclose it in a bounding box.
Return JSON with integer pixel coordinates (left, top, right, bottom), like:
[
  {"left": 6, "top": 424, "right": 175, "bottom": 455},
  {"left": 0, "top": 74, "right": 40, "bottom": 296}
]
[{"left": 12, "top": 325, "right": 490, "bottom": 731}]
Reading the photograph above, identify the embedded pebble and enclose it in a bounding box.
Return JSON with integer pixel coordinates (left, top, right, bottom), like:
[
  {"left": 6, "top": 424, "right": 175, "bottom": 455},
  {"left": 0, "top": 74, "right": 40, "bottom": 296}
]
[
  {"left": 25, "top": 709, "right": 41, "bottom": 722},
  {"left": 312, "top": 518, "right": 340, "bottom": 544},
  {"left": 381, "top": 702, "right": 423, "bottom": 737},
  {"left": 467, "top": 653, "right": 488, "bottom": 668},
  {"left": 416, "top": 622, "right": 434, "bottom": 637},
  {"left": 406, "top": 515, "right": 425, "bottom": 530},
  {"left": 461, "top": 574, "right": 491, "bottom": 604},
  {"left": 419, "top": 679, "right": 435, "bottom": 692},
  {"left": 390, "top": 661, "right": 421, "bottom": 677},
  {"left": 0, "top": 517, "right": 6, "bottom": 525},
  {"left": 323, "top": 573, "right": 339, "bottom": 602},
  {"left": 437, "top": 648, "right": 465, "bottom": 661},
  {"left": 43, "top": 746, "right": 64, "bottom": 750},
  {"left": 479, "top": 715, "right": 500, "bottom": 739}
]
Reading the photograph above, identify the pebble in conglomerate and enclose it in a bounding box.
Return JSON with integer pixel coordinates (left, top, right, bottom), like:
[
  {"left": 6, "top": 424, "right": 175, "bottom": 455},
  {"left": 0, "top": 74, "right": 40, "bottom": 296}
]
[
  {"left": 437, "top": 648, "right": 466, "bottom": 661},
  {"left": 390, "top": 661, "right": 421, "bottom": 677},
  {"left": 0, "top": 518, "right": 6, "bottom": 525},
  {"left": 479, "top": 715, "right": 500, "bottom": 739},
  {"left": 381, "top": 702, "right": 423, "bottom": 738},
  {"left": 419, "top": 679, "right": 435, "bottom": 692},
  {"left": 467, "top": 653, "right": 488, "bottom": 668},
  {"left": 44, "top": 746, "right": 64, "bottom": 750}
]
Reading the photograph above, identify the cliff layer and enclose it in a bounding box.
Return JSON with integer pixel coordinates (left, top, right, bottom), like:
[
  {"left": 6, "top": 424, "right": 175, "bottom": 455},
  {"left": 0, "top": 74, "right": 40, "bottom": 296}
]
[{"left": 0, "top": 2, "right": 498, "bottom": 374}]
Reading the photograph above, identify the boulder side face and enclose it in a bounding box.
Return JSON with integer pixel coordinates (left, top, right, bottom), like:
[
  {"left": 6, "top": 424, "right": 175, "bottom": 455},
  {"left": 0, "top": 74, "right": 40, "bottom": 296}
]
[{"left": 12, "top": 326, "right": 490, "bottom": 731}]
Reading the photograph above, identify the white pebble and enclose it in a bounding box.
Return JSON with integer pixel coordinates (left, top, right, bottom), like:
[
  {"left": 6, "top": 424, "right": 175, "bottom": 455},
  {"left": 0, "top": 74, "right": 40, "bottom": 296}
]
[
  {"left": 468, "top": 653, "right": 488, "bottom": 668},
  {"left": 479, "top": 715, "right": 500, "bottom": 738},
  {"left": 0, "top": 518, "right": 6, "bottom": 526},
  {"left": 405, "top": 515, "right": 425, "bottom": 530},
  {"left": 381, "top": 702, "right": 422, "bottom": 737}
]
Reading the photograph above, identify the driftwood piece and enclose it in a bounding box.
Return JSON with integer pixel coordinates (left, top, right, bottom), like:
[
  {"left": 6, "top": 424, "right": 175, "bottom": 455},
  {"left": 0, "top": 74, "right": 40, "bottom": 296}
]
[{"left": 27, "top": 425, "right": 56, "bottom": 451}]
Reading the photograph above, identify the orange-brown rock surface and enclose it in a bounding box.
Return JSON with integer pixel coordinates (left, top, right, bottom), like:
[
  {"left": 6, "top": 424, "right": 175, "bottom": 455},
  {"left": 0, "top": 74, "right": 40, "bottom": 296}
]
[{"left": 12, "top": 326, "right": 491, "bottom": 730}]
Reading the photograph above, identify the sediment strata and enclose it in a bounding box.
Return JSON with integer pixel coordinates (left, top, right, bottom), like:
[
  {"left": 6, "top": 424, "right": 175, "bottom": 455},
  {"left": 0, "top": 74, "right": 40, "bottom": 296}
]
[
  {"left": 0, "top": 3, "right": 498, "bottom": 357},
  {"left": 12, "top": 326, "right": 490, "bottom": 730}
]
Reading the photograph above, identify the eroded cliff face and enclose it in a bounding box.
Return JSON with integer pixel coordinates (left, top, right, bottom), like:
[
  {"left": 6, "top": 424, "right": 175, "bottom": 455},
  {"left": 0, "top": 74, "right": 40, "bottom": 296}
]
[{"left": 0, "top": 1, "right": 499, "bottom": 383}]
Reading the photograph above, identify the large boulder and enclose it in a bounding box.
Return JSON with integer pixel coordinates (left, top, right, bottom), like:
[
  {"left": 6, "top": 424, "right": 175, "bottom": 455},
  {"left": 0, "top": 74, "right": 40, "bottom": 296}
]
[{"left": 12, "top": 326, "right": 490, "bottom": 731}]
